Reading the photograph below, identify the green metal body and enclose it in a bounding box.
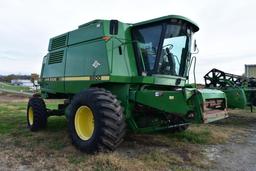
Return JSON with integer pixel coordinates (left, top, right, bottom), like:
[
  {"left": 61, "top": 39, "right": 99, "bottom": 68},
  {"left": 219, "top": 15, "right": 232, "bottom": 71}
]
[
  {"left": 224, "top": 88, "right": 247, "bottom": 108},
  {"left": 39, "top": 15, "right": 228, "bottom": 133}
]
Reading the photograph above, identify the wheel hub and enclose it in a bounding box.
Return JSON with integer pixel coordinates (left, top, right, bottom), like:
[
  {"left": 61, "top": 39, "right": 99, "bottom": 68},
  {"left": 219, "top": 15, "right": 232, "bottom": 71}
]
[
  {"left": 28, "top": 107, "right": 34, "bottom": 126},
  {"left": 74, "top": 106, "right": 94, "bottom": 140}
]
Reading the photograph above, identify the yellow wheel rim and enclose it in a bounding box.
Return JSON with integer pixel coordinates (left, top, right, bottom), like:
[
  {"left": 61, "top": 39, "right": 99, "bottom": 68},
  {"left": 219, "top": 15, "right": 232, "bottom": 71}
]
[
  {"left": 74, "top": 106, "right": 94, "bottom": 140},
  {"left": 28, "top": 106, "right": 34, "bottom": 126}
]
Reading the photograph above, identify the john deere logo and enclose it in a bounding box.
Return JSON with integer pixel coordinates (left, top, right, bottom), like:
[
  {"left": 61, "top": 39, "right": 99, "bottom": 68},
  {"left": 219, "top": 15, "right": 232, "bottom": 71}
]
[{"left": 92, "top": 60, "right": 101, "bottom": 68}]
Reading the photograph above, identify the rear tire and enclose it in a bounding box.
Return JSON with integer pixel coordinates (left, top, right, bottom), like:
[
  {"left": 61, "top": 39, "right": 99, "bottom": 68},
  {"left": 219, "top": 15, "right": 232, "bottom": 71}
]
[
  {"left": 27, "top": 96, "right": 47, "bottom": 131},
  {"left": 68, "top": 88, "right": 126, "bottom": 153}
]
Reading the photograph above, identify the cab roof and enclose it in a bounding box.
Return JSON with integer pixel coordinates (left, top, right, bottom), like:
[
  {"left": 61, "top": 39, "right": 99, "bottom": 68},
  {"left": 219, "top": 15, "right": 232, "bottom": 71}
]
[{"left": 132, "top": 15, "right": 199, "bottom": 32}]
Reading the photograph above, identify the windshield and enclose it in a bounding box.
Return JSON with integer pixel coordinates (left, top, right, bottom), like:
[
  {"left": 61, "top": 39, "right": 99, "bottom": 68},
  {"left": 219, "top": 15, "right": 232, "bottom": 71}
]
[{"left": 132, "top": 22, "right": 192, "bottom": 77}]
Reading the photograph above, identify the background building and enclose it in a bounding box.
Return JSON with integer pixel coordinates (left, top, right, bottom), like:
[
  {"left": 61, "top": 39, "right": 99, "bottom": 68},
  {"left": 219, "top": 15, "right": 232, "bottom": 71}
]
[
  {"left": 11, "top": 79, "right": 34, "bottom": 87},
  {"left": 245, "top": 64, "right": 256, "bottom": 78}
]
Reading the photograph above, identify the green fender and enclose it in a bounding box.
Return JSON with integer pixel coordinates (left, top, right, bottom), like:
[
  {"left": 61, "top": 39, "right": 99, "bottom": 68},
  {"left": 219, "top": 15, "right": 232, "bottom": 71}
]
[{"left": 223, "top": 88, "right": 247, "bottom": 109}]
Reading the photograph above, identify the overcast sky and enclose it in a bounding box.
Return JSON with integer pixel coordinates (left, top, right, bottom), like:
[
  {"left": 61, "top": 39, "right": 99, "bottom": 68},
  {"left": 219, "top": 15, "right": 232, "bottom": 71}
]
[{"left": 0, "top": 0, "right": 255, "bottom": 83}]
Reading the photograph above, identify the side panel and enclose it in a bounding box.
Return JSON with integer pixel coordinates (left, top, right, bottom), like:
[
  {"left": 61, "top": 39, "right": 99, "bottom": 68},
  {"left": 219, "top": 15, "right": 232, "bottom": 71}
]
[
  {"left": 41, "top": 49, "right": 66, "bottom": 93},
  {"left": 64, "top": 40, "right": 109, "bottom": 93},
  {"left": 130, "top": 90, "right": 190, "bottom": 116},
  {"left": 103, "top": 21, "right": 138, "bottom": 77},
  {"left": 68, "top": 22, "right": 104, "bottom": 45}
]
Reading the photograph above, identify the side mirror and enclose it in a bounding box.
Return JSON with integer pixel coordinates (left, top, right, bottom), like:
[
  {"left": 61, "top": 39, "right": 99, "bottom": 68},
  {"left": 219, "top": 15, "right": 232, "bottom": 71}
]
[{"left": 194, "top": 39, "right": 197, "bottom": 52}]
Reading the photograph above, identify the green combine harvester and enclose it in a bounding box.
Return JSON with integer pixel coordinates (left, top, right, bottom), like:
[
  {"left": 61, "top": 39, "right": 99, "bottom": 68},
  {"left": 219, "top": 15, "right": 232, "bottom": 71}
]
[
  {"left": 27, "top": 15, "right": 228, "bottom": 153},
  {"left": 204, "top": 68, "right": 256, "bottom": 111}
]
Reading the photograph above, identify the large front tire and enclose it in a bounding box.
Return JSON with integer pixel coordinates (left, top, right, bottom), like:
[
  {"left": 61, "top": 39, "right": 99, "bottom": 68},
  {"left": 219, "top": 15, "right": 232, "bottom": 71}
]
[{"left": 68, "top": 88, "right": 126, "bottom": 153}]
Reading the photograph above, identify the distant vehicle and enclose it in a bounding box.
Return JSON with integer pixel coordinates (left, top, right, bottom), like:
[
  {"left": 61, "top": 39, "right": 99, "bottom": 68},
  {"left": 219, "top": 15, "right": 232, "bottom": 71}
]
[{"left": 11, "top": 79, "right": 33, "bottom": 87}]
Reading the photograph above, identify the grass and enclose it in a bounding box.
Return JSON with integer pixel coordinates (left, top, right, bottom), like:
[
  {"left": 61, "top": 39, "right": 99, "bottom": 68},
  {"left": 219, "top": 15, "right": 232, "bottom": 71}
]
[
  {"left": 0, "top": 82, "right": 30, "bottom": 92},
  {"left": 0, "top": 102, "right": 27, "bottom": 134},
  {"left": 169, "top": 128, "right": 211, "bottom": 144},
  {"left": 0, "top": 93, "right": 254, "bottom": 170},
  {"left": 166, "top": 124, "right": 231, "bottom": 145}
]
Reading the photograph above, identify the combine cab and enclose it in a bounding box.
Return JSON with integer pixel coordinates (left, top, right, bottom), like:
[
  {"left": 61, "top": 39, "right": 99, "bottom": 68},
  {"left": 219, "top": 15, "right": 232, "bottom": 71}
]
[{"left": 27, "top": 15, "right": 228, "bottom": 153}]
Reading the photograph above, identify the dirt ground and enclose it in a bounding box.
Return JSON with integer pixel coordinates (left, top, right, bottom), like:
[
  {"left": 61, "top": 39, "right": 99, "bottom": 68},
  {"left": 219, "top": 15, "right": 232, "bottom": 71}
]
[
  {"left": 0, "top": 91, "right": 30, "bottom": 102},
  {"left": 204, "top": 114, "right": 256, "bottom": 171},
  {"left": 0, "top": 91, "right": 255, "bottom": 171}
]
